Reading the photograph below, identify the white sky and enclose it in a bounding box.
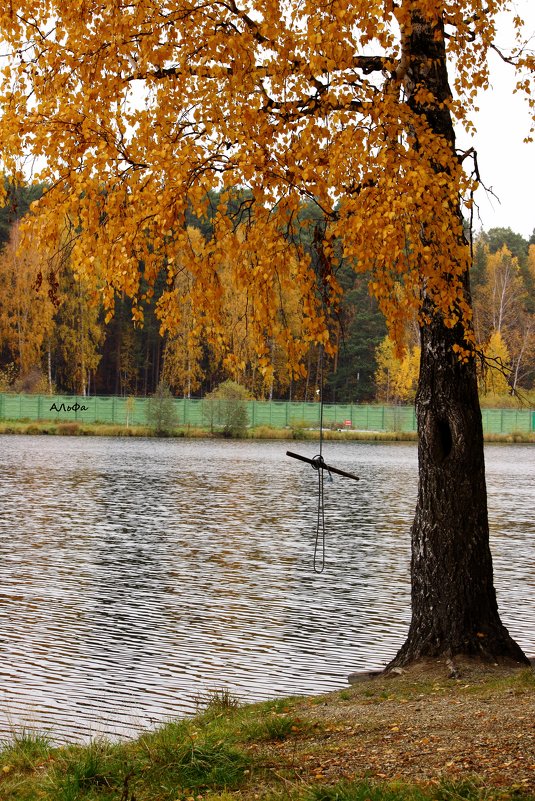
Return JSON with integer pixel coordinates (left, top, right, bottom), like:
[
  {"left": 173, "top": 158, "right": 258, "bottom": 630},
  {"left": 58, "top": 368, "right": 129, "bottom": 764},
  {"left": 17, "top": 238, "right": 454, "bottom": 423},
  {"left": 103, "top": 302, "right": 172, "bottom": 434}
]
[{"left": 467, "top": 0, "right": 535, "bottom": 239}]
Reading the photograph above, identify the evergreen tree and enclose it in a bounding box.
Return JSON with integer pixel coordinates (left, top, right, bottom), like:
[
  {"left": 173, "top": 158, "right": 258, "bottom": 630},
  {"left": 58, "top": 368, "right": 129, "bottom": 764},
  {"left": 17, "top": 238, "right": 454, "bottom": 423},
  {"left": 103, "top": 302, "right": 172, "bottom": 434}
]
[
  {"left": 0, "top": 181, "right": 44, "bottom": 250},
  {"left": 326, "top": 272, "right": 386, "bottom": 403}
]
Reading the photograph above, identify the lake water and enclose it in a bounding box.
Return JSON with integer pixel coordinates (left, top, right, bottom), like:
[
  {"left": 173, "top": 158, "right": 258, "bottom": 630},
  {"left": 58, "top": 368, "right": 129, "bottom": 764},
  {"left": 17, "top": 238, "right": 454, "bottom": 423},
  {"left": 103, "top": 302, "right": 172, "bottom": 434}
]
[{"left": 0, "top": 435, "right": 533, "bottom": 743}]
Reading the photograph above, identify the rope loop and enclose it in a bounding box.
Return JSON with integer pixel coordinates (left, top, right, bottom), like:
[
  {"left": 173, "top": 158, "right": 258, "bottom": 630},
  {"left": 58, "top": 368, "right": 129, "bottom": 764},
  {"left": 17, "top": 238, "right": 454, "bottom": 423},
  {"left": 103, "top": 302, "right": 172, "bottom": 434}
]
[{"left": 313, "top": 348, "right": 328, "bottom": 573}]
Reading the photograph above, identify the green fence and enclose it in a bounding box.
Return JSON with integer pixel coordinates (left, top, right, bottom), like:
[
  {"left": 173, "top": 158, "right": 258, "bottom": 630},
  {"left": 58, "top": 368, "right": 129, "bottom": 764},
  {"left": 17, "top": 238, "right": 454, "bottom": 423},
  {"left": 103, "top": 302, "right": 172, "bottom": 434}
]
[{"left": 0, "top": 392, "right": 533, "bottom": 435}]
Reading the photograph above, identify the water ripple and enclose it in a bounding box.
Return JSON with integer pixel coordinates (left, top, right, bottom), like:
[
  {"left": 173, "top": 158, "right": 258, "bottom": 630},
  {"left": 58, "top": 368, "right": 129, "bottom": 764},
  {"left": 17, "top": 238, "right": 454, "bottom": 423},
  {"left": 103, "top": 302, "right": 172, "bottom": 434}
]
[{"left": 0, "top": 436, "right": 533, "bottom": 742}]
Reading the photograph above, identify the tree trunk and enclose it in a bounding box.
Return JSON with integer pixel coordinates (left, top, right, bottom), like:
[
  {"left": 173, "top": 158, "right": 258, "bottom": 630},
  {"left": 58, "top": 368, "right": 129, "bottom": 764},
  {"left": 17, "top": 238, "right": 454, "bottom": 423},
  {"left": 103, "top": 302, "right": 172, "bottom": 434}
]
[
  {"left": 388, "top": 6, "right": 528, "bottom": 667},
  {"left": 389, "top": 310, "right": 528, "bottom": 666},
  {"left": 47, "top": 339, "right": 53, "bottom": 394}
]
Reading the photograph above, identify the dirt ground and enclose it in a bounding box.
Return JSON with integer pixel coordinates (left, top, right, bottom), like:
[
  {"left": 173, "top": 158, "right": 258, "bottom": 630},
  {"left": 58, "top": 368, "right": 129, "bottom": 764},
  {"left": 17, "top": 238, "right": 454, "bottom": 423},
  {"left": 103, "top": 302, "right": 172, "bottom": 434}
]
[{"left": 254, "top": 659, "right": 535, "bottom": 793}]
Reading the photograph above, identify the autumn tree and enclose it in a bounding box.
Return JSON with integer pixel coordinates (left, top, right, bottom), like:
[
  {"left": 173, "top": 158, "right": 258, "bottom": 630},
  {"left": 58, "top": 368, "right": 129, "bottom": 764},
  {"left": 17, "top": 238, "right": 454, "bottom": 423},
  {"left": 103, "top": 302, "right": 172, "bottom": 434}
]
[
  {"left": 0, "top": 222, "right": 55, "bottom": 389},
  {"left": 478, "top": 247, "right": 526, "bottom": 337},
  {"left": 486, "top": 227, "right": 534, "bottom": 315},
  {"left": 479, "top": 330, "right": 511, "bottom": 396},
  {"left": 1, "top": 0, "right": 533, "bottom": 668},
  {"left": 215, "top": 219, "right": 313, "bottom": 398},
  {"left": 375, "top": 335, "right": 420, "bottom": 404},
  {"left": 160, "top": 228, "right": 205, "bottom": 397},
  {"left": 473, "top": 239, "right": 535, "bottom": 394},
  {"left": 52, "top": 266, "right": 104, "bottom": 396}
]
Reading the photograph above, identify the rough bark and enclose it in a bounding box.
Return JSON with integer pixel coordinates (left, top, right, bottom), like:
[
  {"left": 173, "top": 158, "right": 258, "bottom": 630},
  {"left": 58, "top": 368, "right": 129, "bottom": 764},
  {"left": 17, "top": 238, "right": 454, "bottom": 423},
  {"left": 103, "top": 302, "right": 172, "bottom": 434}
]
[
  {"left": 389, "top": 309, "right": 529, "bottom": 667},
  {"left": 388, "top": 7, "right": 529, "bottom": 668}
]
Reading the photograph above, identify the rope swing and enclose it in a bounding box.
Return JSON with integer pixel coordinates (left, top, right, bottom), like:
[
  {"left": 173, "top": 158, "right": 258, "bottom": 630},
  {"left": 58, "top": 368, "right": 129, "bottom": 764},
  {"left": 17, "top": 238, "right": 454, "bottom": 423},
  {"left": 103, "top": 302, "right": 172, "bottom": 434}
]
[
  {"left": 286, "top": 350, "right": 359, "bottom": 573},
  {"left": 285, "top": 224, "right": 359, "bottom": 572}
]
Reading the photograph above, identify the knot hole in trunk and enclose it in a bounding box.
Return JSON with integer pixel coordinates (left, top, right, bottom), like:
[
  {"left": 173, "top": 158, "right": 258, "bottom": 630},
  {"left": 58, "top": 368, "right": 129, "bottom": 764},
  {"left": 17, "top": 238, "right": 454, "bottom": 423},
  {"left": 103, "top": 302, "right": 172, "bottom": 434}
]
[{"left": 435, "top": 417, "right": 453, "bottom": 461}]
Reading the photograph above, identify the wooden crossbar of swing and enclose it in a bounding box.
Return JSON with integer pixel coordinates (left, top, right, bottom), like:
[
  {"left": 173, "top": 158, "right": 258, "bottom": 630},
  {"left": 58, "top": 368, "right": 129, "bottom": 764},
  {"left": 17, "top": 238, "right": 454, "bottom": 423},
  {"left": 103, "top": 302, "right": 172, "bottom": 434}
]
[{"left": 286, "top": 451, "right": 360, "bottom": 481}]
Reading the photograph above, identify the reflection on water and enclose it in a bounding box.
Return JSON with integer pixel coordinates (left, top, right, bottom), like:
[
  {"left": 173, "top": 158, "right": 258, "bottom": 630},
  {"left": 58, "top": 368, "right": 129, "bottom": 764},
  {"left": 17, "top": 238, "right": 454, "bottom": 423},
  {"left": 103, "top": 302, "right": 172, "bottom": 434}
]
[{"left": 0, "top": 436, "right": 533, "bottom": 742}]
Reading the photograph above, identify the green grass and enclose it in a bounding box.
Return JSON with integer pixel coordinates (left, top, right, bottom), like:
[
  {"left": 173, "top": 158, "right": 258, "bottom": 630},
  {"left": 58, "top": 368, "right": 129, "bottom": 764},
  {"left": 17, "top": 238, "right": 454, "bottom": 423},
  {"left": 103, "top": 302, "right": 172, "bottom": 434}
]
[
  {"left": 1, "top": 669, "right": 534, "bottom": 801},
  {"left": 458, "top": 667, "right": 535, "bottom": 698},
  {"left": 0, "top": 720, "right": 252, "bottom": 801},
  {"left": 51, "top": 740, "right": 128, "bottom": 800},
  {"left": 0, "top": 419, "right": 534, "bottom": 442},
  {"left": 240, "top": 711, "right": 310, "bottom": 743},
  {"left": 300, "top": 778, "right": 531, "bottom": 801},
  {"left": 196, "top": 688, "right": 242, "bottom": 716},
  {"left": 3, "top": 696, "right": 310, "bottom": 800},
  {"left": 191, "top": 694, "right": 310, "bottom": 745},
  {"left": 257, "top": 777, "right": 535, "bottom": 801},
  {"left": 135, "top": 722, "right": 249, "bottom": 795},
  {"left": 1, "top": 707, "right": 533, "bottom": 801},
  {"left": 0, "top": 729, "right": 52, "bottom": 769},
  {"left": 0, "top": 420, "right": 153, "bottom": 437}
]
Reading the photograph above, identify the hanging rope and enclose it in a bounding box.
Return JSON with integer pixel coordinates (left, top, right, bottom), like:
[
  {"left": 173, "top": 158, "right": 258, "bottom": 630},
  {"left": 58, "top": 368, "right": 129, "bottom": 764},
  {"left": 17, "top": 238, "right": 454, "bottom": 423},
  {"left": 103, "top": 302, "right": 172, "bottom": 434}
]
[
  {"left": 313, "top": 453, "right": 327, "bottom": 572},
  {"left": 313, "top": 225, "right": 330, "bottom": 572},
  {"left": 312, "top": 346, "right": 329, "bottom": 572},
  {"left": 285, "top": 221, "right": 359, "bottom": 571}
]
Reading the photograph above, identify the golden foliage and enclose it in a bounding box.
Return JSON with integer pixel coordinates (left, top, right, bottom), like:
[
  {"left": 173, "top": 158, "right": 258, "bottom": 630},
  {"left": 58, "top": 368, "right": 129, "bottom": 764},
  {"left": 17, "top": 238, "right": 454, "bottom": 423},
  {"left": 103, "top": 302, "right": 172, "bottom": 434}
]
[
  {"left": 375, "top": 335, "right": 420, "bottom": 403},
  {"left": 473, "top": 242, "right": 535, "bottom": 392},
  {"left": 529, "top": 245, "right": 535, "bottom": 283},
  {"left": 160, "top": 233, "right": 205, "bottom": 396},
  {"left": 47, "top": 266, "right": 104, "bottom": 395},
  {"left": 0, "top": 1, "right": 533, "bottom": 371},
  {"left": 476, "top": 246, "right": 525, "bottom": 337},
  {"left": 0, "top": 223, "right": 55, "bottom": 376},
  {"left": 0, "top": 217, "right": 105, "bottom": 394},
  {"left": 480, "top": 330, "right": 511, "bottom": 396}
]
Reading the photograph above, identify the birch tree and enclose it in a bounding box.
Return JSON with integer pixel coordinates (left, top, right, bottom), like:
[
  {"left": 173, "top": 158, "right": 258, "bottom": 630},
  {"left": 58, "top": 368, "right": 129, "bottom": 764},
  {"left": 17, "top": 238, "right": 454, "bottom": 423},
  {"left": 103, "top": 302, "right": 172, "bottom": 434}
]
[
  {"left": 0, "top": 222, "right": 55, "bottom": 383},
  {"left": 1, "top": 0, "right": 533, "bottom": 667}
]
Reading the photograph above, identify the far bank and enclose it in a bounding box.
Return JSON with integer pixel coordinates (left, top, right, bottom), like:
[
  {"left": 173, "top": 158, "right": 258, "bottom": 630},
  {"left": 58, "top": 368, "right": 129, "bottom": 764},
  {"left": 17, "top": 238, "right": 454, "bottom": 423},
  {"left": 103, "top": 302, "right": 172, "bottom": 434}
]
[
  {"left": 0, "top": 392, "right": 534, "bottom": 442},
  {"left": 1, "top": 418, "right": 535, "bottom": 443}
]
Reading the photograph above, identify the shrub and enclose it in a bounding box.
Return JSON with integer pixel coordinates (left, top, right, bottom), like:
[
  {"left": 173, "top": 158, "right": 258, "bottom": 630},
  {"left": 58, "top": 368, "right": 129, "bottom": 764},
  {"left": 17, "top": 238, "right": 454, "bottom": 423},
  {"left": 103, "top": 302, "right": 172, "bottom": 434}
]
[
  {"left": 57, "top": 422, "right": 81, "bottom": 435},
  {"left": 147, "top": 381, "right": 179, "bottom": 436},
  {"left": 12, "top": 366, "right": 52, "bottom": 395},
  {"left": 204, "top": 380, "right": 250, "bottom": 438},
  {"left": 198, "top": 688, "right": 241, "bottom": 716}
]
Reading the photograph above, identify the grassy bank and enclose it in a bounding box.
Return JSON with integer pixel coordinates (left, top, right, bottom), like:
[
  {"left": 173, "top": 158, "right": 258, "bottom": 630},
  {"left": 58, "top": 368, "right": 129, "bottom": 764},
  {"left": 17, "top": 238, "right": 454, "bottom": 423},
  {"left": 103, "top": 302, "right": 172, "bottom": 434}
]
[
  {"left": 0, "top": 420, "right": 534, "bottom": 443},
  {"left": 2, "top": 662, "right": 534, "bottom": 800}
]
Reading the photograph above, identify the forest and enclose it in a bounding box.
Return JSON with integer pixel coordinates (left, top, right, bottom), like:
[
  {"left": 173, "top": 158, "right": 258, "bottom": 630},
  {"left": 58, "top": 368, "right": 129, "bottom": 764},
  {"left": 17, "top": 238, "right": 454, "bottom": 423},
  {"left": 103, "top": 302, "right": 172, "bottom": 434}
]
[{"left": 1, "top": 181, "right": 534, "bottom": 404}]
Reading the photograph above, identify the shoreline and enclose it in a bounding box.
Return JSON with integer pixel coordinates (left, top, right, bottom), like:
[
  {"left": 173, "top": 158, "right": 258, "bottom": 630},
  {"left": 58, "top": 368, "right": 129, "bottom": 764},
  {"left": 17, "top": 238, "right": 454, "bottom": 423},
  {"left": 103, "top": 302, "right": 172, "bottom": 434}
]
[
  {"left": 2, "top": 661, "right": 534, "bottom": 800},
  {"left": 0, "top": 420, "right": 534, "bottom": 443}
]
